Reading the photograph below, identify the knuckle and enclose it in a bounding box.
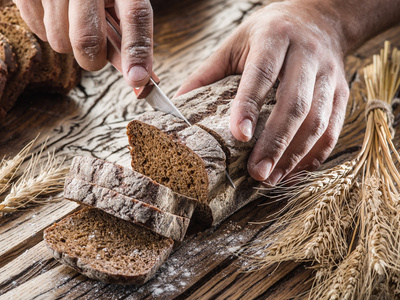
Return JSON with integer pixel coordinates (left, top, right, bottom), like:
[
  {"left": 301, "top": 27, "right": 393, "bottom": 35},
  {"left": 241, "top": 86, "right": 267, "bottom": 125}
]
[
  {"left": 308, "top": 157, "right": 323, "bottom": 171},
  {"left": 238, "top": 93, "right": 262, "bottom": 119},
  {"left": 336, "top": 84, "right": 350, "bottom": 103},
  {"left": 283, "top": 152, "right": 304, "bottom": 173},
  {"left": 255, "top": 61, "right": 276, "bottom": 86},
  {"left": 303, "top": 40, "right": 320, "bottom": 57},
  {"left": 125, "top": 2, "right": 153, "bottom": 25},
  {"left": 311, "top": 115, "right": 329, "bottom": 137},
  {"left": 288, "top": 96, "right": 310, "bottom": 120},
  {"left": 72, "top": 34, "right": 104, "bottom": 58},
  {"left": 322, "top": 131, "right": 338, "bottom": 153},
  {"left": 322, "top": 61, "right": 337, "bottom": 77},
  {"left": 271, "top": 133, "right": 290, "bottom": 154},
  {"left": 125, "top": 39, "right": 152, "bottom": 60}
]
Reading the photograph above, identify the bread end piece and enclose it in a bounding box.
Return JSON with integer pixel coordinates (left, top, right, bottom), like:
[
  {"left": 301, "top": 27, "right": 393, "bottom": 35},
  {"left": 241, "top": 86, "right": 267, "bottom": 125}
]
[{"left": 44, "top": 208, "right": 174, "bottom": 285}]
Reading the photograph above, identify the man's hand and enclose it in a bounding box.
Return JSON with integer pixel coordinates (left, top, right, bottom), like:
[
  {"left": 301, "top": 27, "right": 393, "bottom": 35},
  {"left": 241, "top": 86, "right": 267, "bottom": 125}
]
[
  {"left": 14, "top": 0, "right": 153, "bottom": 87},
  {"left": 176, "top": 1, "right": 351, "bottom": 184}
]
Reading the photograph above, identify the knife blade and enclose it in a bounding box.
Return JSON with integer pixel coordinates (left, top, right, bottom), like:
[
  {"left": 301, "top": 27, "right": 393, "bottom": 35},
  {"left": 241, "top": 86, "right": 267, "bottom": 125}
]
[{"left": 105, "top": 10, "right": 191, "bottom": 126}]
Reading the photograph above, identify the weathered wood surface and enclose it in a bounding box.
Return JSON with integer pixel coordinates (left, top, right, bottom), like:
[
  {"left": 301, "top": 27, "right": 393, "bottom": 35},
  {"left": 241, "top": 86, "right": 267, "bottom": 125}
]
[{"left": 0, "top": 0, "right": 400, "bottom": 299}]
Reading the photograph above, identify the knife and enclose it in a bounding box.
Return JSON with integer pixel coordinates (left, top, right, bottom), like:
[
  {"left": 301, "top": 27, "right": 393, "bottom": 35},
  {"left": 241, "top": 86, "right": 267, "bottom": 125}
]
[
  {"left": 105, "top": 10, "right": 235, "bottom": 189},
  {"left": 105, "top": 10, "right": 191, "bottom": 126}
]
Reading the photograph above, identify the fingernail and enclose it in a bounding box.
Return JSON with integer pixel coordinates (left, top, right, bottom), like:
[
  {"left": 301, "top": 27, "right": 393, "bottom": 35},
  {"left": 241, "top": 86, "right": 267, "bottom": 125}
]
[
  {"left": 239, "top": 119, "right": 253, "bottom": 139},
  {"left": 128, "top": 65, "right": 148, "bottom": 85},
  {"left": 254, "top": 159, "right": 273, "bottom": 181},
  {"left": 267, "top": 169, "right": 284, "bottom": 186}
]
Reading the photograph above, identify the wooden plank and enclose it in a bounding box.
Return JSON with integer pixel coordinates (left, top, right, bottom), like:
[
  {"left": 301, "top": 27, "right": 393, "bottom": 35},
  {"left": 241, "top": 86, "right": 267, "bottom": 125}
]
[
  {"left": 0, "top": 0, "right": 399, "bottom": 299},
  {"left": 0, "top": 199, "right": 79, "bottom": 267},
  {"left": 0, "top": 241, "right": 58, "bottom": 295}
]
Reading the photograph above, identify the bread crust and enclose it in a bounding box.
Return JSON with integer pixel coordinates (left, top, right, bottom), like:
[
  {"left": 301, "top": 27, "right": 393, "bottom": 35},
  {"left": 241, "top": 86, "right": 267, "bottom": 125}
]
[
  {"left": 69, "top": 156, "right": 197, "bottom": 218},
  {"left": 64, "top": 177, "right": 191, "bottom": 241}
]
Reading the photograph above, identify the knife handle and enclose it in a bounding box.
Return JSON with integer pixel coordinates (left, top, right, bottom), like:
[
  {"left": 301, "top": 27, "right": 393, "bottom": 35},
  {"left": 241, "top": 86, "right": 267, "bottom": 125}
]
[{"left": 105, "top": 10, "right": 159, "bottom": 99}]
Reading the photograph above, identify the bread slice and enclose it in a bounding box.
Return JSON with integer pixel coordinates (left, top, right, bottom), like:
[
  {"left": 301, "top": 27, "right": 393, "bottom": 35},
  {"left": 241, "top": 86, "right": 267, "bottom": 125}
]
[
  {"left": 64, "top": 177, "right": 190, "bottom": 241},
  {"left": 127, "top": 75, "right": 275, "bottom": 226},
  {"left": 44, "top": 208, "right": 174, "bottom": 285},
  {"left": 69, "top": 156, "right": 197, "bottom": 218},
  {"left": 0, "top": 22, "right": 41, "bottom": 116},
  {"left": 0, "top": 35, "right": 17, "bottom": 73}
]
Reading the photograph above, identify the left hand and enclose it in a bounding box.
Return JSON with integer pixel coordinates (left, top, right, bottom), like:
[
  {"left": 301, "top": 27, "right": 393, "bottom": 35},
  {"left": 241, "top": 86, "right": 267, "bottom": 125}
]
[{"left": 175, "top": 1, "right": 350, "bottom": 185}]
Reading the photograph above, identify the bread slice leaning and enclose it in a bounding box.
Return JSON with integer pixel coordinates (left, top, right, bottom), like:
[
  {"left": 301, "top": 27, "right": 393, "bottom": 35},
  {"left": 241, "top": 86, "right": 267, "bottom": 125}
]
[
  {"left": 44, "top": 208, "right": 174, "bottom": 285},
  {"left": 64, "top": 177, "right": 191, "bottom": 241}
]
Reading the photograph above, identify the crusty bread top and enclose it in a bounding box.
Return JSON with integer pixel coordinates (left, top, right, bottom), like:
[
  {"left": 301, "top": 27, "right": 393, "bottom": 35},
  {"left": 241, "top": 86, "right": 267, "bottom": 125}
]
[{"left": 69, "top": 156, "right": 197, "bottom": 218}]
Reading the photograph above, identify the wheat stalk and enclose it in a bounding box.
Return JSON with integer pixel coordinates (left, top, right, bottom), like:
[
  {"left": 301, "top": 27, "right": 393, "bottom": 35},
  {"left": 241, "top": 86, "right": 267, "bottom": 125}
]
[
  {"left": 0, "top": 149, "right": 68, "bottom": 213},
  {"left": 0, "top": 138, "right": 36, "bottom": 195}
]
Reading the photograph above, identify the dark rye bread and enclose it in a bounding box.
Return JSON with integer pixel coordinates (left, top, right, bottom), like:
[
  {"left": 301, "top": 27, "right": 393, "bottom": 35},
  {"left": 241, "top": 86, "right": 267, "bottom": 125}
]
[
  {"left": 64, "top": 177, "right": 190, "bottom": 241},
  {"left": 0, "top": 35, "right": 17, "bottom": 73},
  {"left": 44, "top": 208, "right": 174, "bottom": 285},
  {"left": 0, "top": 22, "right": 41, "bottom": 116},
  {"left": 0, "top": 4, "right": 64, "bottom": 91},
  {"left": 127, "top": 121, "right": 227, "bottom": 205},
  {"left": 127, "top": 75, "right": 276, "bottom": 226},
  {"left": 69, "top": 156, "right": 197, "bottom": 218}
]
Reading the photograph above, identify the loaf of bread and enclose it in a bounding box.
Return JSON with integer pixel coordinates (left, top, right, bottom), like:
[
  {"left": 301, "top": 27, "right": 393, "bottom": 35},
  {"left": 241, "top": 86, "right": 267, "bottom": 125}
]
[
  {"left": 0, "top": 22, "right": 41, "bottom": 117},
  {"left": 64, "top": 177, "right": 191, "bottom": 241},
  {"left": 44, "top": 208, "right": 174, "bottom": 285},
  {"left": 0, "top": 3, "right": 81, "bottom": 116},
  {"left": 128, "top": 75, "right": 276, "bottom": 226}
]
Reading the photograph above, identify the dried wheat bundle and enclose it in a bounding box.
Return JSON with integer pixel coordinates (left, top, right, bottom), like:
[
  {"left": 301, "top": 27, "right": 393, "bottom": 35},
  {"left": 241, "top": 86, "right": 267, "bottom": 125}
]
[
  {"left": 0, "top": 145, "right": 68, "bottom": 213},
  {"left": 0, "top": 138, "right": 36, "bottom": 195},
  {"left": 244, "top": 41, "right": 400, "bottom": 299}
]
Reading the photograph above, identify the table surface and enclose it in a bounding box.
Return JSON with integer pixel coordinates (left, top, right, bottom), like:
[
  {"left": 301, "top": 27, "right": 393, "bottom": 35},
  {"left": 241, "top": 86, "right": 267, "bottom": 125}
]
[{"left": 1, "top": 1, "right": 400, "bottom": 299}]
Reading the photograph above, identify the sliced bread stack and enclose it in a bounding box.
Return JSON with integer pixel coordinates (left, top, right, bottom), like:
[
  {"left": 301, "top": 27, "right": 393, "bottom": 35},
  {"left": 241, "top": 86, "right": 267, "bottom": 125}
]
[
  {"left": 44, "top": 156, "right": 198, "bottom": 284},
  {"left": 44, "top": 76, "right": 276, "bottom": 285},
  {"left": 0, "top": 3, "right": 81, "bottom": 117}
]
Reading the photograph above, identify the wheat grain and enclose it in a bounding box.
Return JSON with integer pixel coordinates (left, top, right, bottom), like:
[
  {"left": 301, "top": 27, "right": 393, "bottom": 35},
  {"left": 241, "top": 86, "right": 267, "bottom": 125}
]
[
  {"left": 0, "top": 138, "right": 35, "bottom": 195},
  {"left": 0, "top": 151, "right": 68, "bottom": 213}
]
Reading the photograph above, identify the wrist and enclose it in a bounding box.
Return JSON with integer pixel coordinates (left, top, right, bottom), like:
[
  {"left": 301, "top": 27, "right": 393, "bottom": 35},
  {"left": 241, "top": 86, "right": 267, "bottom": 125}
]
[{"left": 288, "top": 0, "right": 400, "bottom": 55}]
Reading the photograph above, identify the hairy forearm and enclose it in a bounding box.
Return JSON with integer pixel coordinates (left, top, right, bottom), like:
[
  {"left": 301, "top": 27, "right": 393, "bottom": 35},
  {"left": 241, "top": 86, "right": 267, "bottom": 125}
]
[{"left": 292, "top": 0, "right": 400, "bottom": 54}]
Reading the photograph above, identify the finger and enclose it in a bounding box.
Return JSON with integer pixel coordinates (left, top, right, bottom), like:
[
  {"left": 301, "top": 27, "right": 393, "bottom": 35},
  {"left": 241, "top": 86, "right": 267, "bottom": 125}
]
[
  {"left": 267, "top": 75, "right": 335, "bottom": 185},
  {"left": 286, "top": 80, "right": 349, "bottom": 177},
  {"left": 15, "top": 0, "right": 46, "bottom": 41},
  {"left": 115, "top": 0, "right": 153, "bottom": 87},
  {"left": 247, "top": 51, "right": 318, "bottom": 181},
  {"left": 42, "top": 0, "right": 71, "bottom": 52},
  {"left": 229, "top": 39, "right": 289, "bottom": 142},
  {"left": 69, "top": 0, "right": 107, "bottom": 71}
]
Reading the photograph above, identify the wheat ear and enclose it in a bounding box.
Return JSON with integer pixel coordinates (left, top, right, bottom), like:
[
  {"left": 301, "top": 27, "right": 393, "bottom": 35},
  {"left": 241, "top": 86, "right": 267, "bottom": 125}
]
[
  {"left": 0, "top": 150, "right": 68, "bottom": 213},
  {"left": 0, "top": 138, "right": 36, "bottom": 195}
]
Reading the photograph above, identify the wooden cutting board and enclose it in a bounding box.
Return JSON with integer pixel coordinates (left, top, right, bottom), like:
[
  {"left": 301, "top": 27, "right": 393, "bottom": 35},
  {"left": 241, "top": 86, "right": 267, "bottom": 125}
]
[{"left": 1, "top": 0, "right": 400, "bottom": 299}]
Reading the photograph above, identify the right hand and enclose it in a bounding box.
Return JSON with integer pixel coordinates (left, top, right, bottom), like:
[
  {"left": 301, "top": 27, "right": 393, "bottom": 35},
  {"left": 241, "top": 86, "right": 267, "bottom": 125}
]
[{"left": 14, "top": 0, "right": 154, "bottom": 87}]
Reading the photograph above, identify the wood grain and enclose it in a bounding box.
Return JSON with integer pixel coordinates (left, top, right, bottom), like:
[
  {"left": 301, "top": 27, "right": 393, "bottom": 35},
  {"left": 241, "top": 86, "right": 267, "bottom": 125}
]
[{"left": 0, "top": 0, "right": 400, "bottom": 299}]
